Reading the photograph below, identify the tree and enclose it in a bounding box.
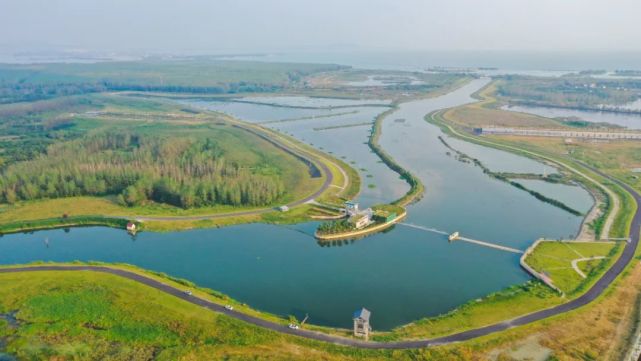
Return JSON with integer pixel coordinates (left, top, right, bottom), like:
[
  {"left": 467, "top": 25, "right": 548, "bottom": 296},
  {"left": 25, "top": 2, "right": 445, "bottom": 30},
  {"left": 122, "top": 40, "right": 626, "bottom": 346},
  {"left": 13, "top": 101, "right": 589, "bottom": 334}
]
[{"left": 123, "top": 185, "right": 141, "bottom": 206}]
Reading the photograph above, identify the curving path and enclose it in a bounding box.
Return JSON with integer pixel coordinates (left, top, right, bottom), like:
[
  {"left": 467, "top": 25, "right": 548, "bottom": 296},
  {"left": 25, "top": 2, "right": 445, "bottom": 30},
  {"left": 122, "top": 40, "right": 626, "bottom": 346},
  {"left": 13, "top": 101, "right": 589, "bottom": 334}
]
[
  {"left": 1, "top": 169, "right": 638, "bottom": 349},
  {"left": 572, "top": 256, "right": 607, "bottom": 279}
]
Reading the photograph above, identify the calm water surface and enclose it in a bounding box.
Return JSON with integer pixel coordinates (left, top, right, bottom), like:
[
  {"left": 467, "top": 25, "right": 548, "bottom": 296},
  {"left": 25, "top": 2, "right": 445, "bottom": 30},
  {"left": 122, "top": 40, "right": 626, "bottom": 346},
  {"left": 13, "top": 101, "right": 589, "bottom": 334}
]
[
  {"left": 517, "top": 179, "right": 594, "bottom": 214},
  {"left": 504, "top": 104, "right": 641, "bottom": 130},
  {"left": 188, "top": 100, "right": 340, "bottom": 123},
  {"left": 240, "top": 95, "right": 391, "bottom": 107},
  {"left": 0, "top": 79, "right": 593, "bottom": 330}
]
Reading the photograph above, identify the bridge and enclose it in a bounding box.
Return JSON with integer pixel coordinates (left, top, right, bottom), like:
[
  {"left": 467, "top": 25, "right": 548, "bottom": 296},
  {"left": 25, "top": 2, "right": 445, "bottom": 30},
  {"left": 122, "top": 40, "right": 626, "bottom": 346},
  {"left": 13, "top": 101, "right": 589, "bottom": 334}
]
[{"left": 399, "top": 223, "right": 524, "bottom": 254}]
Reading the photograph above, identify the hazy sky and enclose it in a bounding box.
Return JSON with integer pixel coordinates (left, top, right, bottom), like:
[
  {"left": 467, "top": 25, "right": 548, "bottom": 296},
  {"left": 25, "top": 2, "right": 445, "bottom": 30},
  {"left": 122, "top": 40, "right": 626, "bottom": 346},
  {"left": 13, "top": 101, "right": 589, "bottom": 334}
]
[{"left": 2, "top": 0, "right": 641, "bottom": 54}]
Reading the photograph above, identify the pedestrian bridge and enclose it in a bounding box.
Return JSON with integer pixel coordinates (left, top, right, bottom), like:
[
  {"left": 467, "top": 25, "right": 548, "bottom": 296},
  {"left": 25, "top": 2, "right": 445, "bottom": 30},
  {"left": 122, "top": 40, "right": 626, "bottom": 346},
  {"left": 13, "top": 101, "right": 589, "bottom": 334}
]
[{"left": 398, "top": 223, "right": 524, "bottom": 254}]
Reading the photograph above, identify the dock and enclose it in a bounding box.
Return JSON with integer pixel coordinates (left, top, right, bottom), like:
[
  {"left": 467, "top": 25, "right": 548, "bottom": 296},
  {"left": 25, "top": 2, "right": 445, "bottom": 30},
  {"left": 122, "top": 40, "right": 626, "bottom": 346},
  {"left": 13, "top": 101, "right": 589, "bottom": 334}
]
[
  {"left": 457, "top": 236, "right": 523, "bottom": 254},
  {"left": 399, "top": 223, "right": 524, "bottom": 254}
]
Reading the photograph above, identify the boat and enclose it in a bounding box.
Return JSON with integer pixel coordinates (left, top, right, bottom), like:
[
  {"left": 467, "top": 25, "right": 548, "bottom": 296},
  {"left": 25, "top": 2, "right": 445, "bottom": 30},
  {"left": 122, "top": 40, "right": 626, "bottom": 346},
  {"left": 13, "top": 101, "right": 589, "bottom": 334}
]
[{"left": 448, "top": 232, "right": 460, "bottom": 242}]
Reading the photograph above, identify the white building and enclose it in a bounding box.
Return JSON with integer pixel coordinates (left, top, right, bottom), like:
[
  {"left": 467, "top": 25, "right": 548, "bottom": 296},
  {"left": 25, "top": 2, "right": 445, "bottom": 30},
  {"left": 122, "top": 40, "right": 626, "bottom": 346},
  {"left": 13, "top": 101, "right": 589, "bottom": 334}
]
[{"left": 353, "top": 308, "right": 372, "bottom": 339}]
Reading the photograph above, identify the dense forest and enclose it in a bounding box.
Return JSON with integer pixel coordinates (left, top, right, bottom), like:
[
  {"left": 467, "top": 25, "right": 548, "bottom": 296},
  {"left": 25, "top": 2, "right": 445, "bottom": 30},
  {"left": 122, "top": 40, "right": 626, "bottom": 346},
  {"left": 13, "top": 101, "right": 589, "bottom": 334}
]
[
  {"left": 0, "top": 133, "right": 285, "bottom": 208},
  {"left": 0, "top": 80, "right": 285, "bottom": 104}
]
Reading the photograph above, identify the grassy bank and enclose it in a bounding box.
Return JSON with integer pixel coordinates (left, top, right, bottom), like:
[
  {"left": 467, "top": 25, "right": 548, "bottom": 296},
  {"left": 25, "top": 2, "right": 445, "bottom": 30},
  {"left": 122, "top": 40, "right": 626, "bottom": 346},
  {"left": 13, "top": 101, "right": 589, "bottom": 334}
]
[
  {"left": 0, "top": 215, "right": 134, "bottom": 234},
  {"left": 3, "top": 252, "right": 641, "bottom": 360},
  {"left": 0, "top": 262, "right": 524, "bottom": 360},
  {"left": 367, "top": 106, "right": 424, "bottom": 206},
  {"left": 524, "top": 240, "right": 622, "bottom": 295}
]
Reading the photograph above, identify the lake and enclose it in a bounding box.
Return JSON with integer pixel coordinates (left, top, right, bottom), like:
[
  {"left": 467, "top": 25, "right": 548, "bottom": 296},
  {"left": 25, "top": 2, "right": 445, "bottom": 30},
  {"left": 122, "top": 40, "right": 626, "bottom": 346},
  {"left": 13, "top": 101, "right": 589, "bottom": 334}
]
[{"left": 0, "top": 78, "right": 593, "bottom": 330}]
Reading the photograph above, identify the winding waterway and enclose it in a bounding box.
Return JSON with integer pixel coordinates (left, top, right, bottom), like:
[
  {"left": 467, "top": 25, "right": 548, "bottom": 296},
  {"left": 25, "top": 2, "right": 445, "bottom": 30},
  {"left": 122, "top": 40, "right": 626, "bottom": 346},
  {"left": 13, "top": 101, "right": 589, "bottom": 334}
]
[{"left": 0, "top": 78, "right": 593, "bottom": 330}]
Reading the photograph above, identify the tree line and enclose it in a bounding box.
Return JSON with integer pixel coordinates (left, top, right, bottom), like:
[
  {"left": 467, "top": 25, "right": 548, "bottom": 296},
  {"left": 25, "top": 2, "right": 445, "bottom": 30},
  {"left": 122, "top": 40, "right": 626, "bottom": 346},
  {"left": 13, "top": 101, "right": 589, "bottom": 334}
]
[
  {"left": 0, "top": 132, "right": 285, "bottom": 208},
  {"left": 317, "top": 220, "right": 354, "bottom": 235},
  {"left": 0, "top": 80, "right": 285, "bottom": 104}
]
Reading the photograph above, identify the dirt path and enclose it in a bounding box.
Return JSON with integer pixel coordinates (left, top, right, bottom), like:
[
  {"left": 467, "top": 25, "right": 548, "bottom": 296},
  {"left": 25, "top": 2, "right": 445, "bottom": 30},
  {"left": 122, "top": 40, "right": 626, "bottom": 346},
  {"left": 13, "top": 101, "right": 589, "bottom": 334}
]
[{"left": 571, "top": 256, "right": 607, "bottom": 279}]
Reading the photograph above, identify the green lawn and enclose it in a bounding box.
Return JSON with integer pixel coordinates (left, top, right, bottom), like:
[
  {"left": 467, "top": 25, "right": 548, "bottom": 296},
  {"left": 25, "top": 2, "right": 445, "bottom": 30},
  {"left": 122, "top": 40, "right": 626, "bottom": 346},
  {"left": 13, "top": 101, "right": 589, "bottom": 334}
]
[
  {"left": 0, "top": 271, "right": 287, "bottom": 360},
  {"left": 0, "top": 268, "right": 485, "bottom": 360},
  {"left": 524, "top": 241, "right": 621, "bottom": 294}
]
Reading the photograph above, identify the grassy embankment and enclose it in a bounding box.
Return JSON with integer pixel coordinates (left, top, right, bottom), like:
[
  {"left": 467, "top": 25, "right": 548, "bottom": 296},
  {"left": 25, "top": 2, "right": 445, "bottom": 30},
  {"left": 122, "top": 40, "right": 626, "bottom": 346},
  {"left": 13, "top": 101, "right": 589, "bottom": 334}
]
[
  {"left": 368, "top": 106, "right": 424, "bottom": 207},
  {"left": 524, "top": 241, "right": 622, "bottom": 295},
  {"left": 3, "top": 256, "right": 641, "bottom": 360},
  {"left": 0, "top": 94, "right": 358, "bottom": 233},
  {"left": 0, "top": 262, "right": 544, "bottom": 361},
  {"left": 0, "top": 264, "right": 375, "bottom": 361}
]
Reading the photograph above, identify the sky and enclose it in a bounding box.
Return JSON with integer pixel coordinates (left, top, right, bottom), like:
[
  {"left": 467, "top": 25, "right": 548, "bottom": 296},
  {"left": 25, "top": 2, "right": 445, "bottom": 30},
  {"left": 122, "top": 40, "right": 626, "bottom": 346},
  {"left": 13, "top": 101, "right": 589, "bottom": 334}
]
[{"left": 1, "top": 0, "right": 641, "bottom": 55}]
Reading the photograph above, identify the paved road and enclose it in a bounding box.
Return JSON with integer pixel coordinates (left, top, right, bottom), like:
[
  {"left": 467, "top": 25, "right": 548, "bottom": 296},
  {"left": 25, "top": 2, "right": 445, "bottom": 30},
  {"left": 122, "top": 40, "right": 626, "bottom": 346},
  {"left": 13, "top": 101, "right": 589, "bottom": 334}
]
[
  {"left": 2, "top": 169, "right": 638, "bottom": 349},
  {"left": 0, "top": 168, "right": 637, "bottom": 349},
  {"left": 131, "top": 124, "right": 334, "bottom": 222}
]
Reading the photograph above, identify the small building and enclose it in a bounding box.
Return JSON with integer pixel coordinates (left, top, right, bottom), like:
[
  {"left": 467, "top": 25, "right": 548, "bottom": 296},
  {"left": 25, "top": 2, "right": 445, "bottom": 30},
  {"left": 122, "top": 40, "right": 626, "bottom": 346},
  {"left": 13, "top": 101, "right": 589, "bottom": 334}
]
[
  {"left": 278, "top": 205, "right": 289, "bottom": 212},
  {"left": 353, "top": 308, "right": 372, "bottom": 339},
  {"left": 126, "top": 222, "right": 137, "bottom": 233},
  {"left": 373, "top": 210, "right": 396, "bottom": 223},
  {"left": 348, "top": 213, "right": 370, "bottom": 230},
  {"left": 345, "top": 201, "right": 359, "bottom": 216}
]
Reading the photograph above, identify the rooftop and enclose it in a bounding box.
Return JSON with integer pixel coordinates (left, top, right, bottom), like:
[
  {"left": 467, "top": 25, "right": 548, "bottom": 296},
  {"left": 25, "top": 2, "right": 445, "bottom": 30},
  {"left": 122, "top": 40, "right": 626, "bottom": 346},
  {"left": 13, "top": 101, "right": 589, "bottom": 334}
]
[{"left": 353, "top": 308, "right": 371, "bottom": 321}]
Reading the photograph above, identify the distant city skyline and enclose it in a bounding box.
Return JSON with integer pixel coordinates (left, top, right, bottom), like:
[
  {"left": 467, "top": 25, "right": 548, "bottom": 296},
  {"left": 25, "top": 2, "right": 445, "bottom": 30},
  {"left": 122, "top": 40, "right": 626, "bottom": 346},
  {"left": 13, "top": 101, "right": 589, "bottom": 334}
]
[{"left": 1, "top": 0, "right": 641, "bottom": 54}]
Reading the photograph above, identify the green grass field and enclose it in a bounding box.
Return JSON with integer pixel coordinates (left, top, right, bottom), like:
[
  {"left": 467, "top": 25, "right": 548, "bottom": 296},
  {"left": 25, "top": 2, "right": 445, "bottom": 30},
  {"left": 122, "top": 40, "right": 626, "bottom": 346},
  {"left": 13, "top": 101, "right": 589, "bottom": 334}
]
[
  {"left": 0, "top": 267, "right": 504, "bottom": 360},
  {"left": 0, "top": 270, "right": 294, "bottom": 360},
  {"left": 525, "top": 241, "right": 621, "bottom": 294}
]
